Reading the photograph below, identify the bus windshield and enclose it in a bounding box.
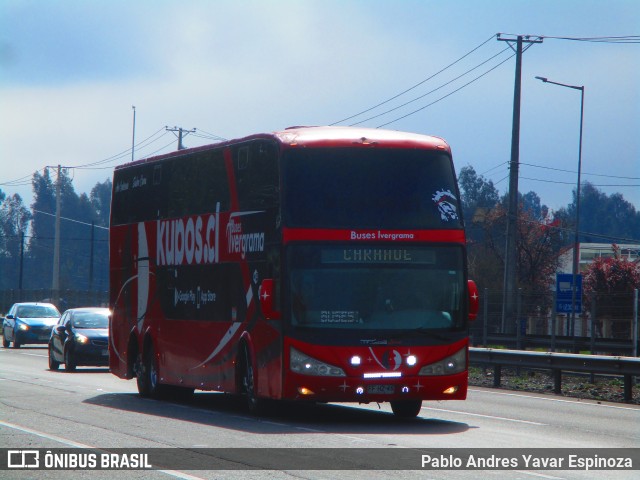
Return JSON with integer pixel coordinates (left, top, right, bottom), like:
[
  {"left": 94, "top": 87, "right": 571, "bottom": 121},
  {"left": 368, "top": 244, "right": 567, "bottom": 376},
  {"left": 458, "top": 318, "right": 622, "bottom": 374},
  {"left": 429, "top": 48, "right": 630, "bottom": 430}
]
[
  {"left": 287, "top": 245, "right": 465, "bottom": 331},
  {"left": 282, "top": 148, "right": 462, "bottom": 229}
]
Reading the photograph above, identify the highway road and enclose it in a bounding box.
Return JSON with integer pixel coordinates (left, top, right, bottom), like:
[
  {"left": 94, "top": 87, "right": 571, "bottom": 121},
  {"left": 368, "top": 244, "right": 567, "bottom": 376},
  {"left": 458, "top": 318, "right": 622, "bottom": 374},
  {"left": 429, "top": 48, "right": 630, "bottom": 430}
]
[{"left": 1, "top": 345, "right": 638, "bottom": 479}]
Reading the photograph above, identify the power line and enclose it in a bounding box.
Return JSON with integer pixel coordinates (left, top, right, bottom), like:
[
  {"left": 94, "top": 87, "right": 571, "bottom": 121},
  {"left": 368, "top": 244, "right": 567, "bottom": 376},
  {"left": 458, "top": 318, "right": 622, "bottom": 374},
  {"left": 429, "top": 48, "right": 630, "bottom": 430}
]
[
  {"left": 376, "top": 50, "right": 517, "bottom": 128},
  {"left": 479, "top": 161, "right": 508, "bottom": 177},
  {"left": 330, "top": 34, "right": 497, "bottom": 125},
  {"left": 496, "top": 33, "right": 640, "bottom": 44},
  {"left": 74, "top": 127, "right": 169, "bottom": 169},
  {"left": 193, "top": 128, "right": 228, "bottom": 142},
  {"left": 521, "top": 162, "right": 640, "bottom": 180},
  {"left": 350, "top": 46, "right": 512, "bottom": 126},
  {"left": 542, "top": 35, "right": 640, "bottom": 44},
  {"left": 32, "top": 209, "right": 109, "bottom": 229},
  {"left": 521, "top": 176, "right": 640, "bottom": 188}
]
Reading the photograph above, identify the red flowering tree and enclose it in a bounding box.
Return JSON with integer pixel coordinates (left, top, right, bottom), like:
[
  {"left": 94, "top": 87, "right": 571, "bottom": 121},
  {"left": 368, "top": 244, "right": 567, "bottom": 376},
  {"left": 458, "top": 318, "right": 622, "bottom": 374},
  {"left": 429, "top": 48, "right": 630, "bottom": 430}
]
[{"left": 583, "top": 245, "right": 640, "bottom": 337}]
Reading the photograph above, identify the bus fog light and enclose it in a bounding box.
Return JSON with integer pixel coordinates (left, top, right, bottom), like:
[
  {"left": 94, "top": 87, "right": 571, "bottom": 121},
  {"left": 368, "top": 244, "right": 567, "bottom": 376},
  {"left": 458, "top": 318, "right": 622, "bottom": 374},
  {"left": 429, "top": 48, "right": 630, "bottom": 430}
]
[
  {"left": 406, "top": 355, "right": 417, "bottom": 366},
  {"left": 298, "top": 387, "right": 315, "bottom": 395},
  {"left": 350, "top": 356, "right": 361, "bottom": 366},
  {"left": 443, "top": 386, "right": 458, "bottom": 395}
]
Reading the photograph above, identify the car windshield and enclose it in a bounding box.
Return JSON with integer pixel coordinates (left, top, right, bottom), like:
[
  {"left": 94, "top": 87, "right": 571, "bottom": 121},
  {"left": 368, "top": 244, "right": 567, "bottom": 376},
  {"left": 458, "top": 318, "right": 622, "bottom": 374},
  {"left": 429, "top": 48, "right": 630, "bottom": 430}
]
[
  {"left": 72, "top": 312, "right": 109, "bottom": 329},
  {"left": 16, "top": 305, "right": 60, "bottom": 318}
]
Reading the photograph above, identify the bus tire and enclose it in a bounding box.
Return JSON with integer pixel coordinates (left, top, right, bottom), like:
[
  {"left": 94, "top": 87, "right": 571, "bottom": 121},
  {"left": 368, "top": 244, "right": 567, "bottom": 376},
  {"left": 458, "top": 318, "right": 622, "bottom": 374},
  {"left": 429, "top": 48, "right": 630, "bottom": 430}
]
[
  {"left": 390, "top": 400, "right": 422, "bottom": 418},
  {"left": 137, "top": 343, "right": 163, "bottom": 398},
  {"left": 242, "top": 346, "right": 266, "bottom": 415}
]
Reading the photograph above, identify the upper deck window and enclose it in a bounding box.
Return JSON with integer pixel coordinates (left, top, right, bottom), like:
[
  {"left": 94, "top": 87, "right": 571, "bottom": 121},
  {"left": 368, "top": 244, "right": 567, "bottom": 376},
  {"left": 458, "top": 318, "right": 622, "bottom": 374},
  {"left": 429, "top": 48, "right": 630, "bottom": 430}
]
[{"left": 282, "top": 148, "right": 462, "bottom": 229}]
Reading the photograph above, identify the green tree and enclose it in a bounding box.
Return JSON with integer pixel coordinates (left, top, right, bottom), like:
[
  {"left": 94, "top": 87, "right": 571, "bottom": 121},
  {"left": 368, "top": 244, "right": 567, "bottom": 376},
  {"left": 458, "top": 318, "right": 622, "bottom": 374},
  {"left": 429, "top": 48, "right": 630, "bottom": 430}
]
[
  {"left": 458, "top": 165, "right": 499, "bottom": 233},
  {"left": 90, "top": 178, "right": 112, "bottom": 227},
  {"left": 555, "top": 182, "right": 640, "bottom": 243},
  {"left": 28, "top": 169, "right": 57, "bottom": 289},
  {"left": 0, "top": 193, "right": 31, "bottom": 289}
]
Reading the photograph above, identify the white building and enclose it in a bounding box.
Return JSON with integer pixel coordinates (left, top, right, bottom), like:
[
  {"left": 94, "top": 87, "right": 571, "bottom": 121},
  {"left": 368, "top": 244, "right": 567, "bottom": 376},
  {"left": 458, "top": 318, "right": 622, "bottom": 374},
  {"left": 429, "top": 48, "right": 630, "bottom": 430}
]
[{"left": 558, "top": 243, "right": 640, "bottom": 274}]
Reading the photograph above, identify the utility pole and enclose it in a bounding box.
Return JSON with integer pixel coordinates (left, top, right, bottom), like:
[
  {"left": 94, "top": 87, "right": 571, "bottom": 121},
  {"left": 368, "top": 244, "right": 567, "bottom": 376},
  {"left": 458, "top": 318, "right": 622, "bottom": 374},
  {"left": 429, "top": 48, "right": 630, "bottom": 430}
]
[
  {"left": 89, "top": 220, "right": 95, "bottom": 291},
  {"left": 18, "top": 230, "right": 24, "bottom": 299},
  {"left": 166, "top": 126, "right": 196, "bottom": 150},
  {"left": 131, "top": 106, "right": 136, "bottom": 162},
  {"left": 497, "top": 34, "right": 543, "bottom": 334},
  {"left": 52, "top": 164, "right": 62, "bottom": 306}
]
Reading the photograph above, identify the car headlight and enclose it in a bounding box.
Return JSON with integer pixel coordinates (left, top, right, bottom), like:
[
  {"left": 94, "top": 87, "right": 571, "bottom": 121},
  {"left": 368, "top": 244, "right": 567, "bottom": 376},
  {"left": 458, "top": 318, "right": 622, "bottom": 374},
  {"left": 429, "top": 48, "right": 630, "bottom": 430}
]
[
  {"left": 418, "top": 348, "right": 466, "bottom": 376},
  {"left": 290, "top": 347, "right": 345, "bottom": 377},
  {"left": 75, "top": 334, "right": 89, "bottom": 344},
  {"left": 17, "top": 322, "right": 30, "bottom": 331}
]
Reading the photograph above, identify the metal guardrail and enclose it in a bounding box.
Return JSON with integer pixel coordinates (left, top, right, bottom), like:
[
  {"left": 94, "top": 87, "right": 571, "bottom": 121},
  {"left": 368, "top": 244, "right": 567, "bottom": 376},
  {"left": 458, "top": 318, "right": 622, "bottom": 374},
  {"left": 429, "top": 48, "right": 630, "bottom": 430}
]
[
  {"left": 469, "top": 347, "right": 640, "bottom": 403},
  {"left": 471, "top": 333, "right": 638, "bottom": 355}
]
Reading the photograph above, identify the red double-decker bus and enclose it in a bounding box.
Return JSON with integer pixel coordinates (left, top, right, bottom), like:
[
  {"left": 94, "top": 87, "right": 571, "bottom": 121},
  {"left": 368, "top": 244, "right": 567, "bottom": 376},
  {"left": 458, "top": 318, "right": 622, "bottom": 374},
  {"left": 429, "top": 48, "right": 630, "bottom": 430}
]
[{"left": 109, "top": 126, "right": 478, "bottom": 418}]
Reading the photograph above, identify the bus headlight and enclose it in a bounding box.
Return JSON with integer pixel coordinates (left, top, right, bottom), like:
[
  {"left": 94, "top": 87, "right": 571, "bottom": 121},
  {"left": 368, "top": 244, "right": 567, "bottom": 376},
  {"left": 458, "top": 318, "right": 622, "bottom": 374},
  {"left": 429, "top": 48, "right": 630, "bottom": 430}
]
[
  {"left": 418, "top": 348, "right": 466, "bottom": 376},
  {"left": 290, "top": 347, "right": 345, "bottom": 377}
]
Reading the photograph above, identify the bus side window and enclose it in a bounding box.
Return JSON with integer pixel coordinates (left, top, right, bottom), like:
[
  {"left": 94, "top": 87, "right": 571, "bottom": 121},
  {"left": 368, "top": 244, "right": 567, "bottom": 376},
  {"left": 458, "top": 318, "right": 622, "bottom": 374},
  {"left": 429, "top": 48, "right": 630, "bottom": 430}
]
[{"left": 234, "top": 141, "right": 279, "bottom": 211}]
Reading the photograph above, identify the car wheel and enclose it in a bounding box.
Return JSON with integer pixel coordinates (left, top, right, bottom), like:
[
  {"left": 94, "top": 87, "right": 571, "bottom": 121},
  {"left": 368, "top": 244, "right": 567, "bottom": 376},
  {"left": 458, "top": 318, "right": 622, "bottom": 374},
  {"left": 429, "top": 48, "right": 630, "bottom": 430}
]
[
  {"left": 390, "top": 400, "right": 423, "bottom": 418},
  {"left": 2, "top": 336, "right": 9, "bottom": 348},
  {"left": 49, "top": 345, "right": 60, "bottom": 370},
  {"left": 64, "top": 347, "right": 76, "bottom": 372}
]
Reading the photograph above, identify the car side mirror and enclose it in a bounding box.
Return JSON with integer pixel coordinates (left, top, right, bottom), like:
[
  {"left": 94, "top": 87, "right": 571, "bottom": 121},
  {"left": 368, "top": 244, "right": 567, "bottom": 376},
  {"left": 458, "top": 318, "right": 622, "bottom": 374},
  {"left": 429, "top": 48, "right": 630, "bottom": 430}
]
[
  {"left": 6, "top": 314, "right": 14, "bottom": 320},
  {"left": 468, "top": 280, "right": 479, "bottom": 321},
  {"left": 56, "top": 325, "right": 67, "bottom": 334},
  {"left": 258, "top": 279, "right": 281, "bottom": 320}
]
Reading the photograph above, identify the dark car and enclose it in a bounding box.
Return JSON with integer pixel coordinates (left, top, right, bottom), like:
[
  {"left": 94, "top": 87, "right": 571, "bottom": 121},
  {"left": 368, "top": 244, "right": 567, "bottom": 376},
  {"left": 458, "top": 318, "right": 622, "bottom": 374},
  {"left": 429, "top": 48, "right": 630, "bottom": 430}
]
[
  {"left": 2, "top": 302, "right": 61, "bottom": 348},
  {"left": 48, "top": 307, "right": 110, "bottom": 371}
]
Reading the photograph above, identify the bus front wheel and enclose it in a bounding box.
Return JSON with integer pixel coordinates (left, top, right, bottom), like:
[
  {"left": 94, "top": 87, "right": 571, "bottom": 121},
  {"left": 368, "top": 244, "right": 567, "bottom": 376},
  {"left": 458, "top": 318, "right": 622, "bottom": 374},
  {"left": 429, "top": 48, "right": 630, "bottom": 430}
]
[
  {"left": 242, "top": 346, "right": 267, "bottom": 415},
  {"left": 390, "top": 400, "right": 422, "bottom": 418}
]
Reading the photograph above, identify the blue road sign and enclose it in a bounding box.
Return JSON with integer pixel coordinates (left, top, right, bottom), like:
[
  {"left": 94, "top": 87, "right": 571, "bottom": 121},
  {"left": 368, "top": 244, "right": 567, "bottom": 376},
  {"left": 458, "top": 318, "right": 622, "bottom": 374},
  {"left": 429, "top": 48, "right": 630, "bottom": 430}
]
[{"left": 556, "top": 273, "right": 582, "bottom": 314}]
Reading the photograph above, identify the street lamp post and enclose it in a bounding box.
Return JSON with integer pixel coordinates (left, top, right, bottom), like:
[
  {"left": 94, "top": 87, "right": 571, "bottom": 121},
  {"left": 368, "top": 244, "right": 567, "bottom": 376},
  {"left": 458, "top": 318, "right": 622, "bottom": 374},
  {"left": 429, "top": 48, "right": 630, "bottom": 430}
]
[{"left": 535, "top": 76, "right": 585, "bottom": 338}]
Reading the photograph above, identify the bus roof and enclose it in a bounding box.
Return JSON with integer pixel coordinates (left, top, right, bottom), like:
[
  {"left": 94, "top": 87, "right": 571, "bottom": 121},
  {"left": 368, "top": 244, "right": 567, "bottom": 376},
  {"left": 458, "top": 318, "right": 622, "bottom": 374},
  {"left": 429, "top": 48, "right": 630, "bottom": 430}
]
[{"left": 116, "top": 126, "right": 450, "bottom": 171}]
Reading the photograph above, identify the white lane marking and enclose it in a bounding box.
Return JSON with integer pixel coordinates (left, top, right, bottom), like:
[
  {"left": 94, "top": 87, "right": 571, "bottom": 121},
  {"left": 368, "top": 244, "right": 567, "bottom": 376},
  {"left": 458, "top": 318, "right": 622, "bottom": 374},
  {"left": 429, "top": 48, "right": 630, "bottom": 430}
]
[
  {"left": 469, "top": 387, "right": 640, "bottom": 411},
  {"left": 0, "top": 420, "right": 205, "bottom": 480},
  {"left": 515, "top": 471, "right": 565, "bottom": 479},
  {"left": 421, "top": 407, "right": 547, "bottom": 425}
]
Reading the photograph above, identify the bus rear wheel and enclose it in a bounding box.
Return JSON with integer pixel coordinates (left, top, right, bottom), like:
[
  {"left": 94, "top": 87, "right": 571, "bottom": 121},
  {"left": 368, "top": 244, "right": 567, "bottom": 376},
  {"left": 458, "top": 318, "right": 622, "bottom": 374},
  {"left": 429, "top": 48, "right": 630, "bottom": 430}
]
[
  {"left": 390, "top": 400, "right": 422, "bottom": 418},
  {"left": 137, "top": 344, "right": 163, "bottom": 398}
]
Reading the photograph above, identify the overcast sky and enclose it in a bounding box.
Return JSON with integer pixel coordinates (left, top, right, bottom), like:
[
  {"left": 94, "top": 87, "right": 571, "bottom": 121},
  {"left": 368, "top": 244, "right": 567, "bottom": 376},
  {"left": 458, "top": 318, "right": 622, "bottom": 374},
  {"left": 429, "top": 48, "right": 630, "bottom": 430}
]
[{"left": 1, "top": 0, "right": 638, "bottom": 215}]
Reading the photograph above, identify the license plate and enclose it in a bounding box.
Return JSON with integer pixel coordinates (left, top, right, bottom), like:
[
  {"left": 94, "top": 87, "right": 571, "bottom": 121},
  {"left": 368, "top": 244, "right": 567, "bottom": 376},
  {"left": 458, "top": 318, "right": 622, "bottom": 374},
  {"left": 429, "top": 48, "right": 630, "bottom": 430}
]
[
  {"left": 366, "top": 385, "right": 395, "bottom": 394},
  {"left": 39, "top": 335, "right": 49, "bottom": 341}
]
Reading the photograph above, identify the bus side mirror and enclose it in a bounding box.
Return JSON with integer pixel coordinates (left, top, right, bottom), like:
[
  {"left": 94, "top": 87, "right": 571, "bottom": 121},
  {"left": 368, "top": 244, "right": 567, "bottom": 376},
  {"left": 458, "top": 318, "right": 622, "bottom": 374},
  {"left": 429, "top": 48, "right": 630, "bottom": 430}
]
[
  {"left": 259, "top": 279, "right": 281, "bottom": 320},
  {"left": 468, "top": 280, "right": 479, "bottom": 321}
]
